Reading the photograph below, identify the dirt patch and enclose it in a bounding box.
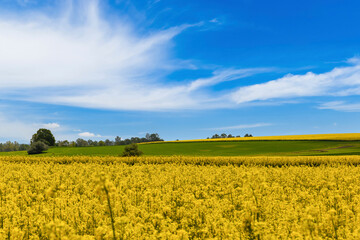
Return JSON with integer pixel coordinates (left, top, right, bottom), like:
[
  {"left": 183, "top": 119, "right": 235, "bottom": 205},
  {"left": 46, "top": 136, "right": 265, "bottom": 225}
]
[
  {"left": 310, "top": 150, "right": 328, "bottom": 152},
  {"left": 293, "top": 145, "right": 355, "bottom": 153},
  {"left": 330, "top": 145, "right": 355, "bottom": 149},
  {"left": 318, "top": 145, "right": 355, "bottom": 152}
]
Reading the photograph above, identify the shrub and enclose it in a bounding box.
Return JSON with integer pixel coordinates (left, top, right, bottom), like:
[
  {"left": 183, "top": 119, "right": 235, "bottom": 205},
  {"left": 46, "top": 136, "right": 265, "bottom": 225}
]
[
  {"left": 27, "top": 141, "right": 48, "bottom": 155},
  {"left": 121, "top": 143, "right": 143, "bottom": 157}
]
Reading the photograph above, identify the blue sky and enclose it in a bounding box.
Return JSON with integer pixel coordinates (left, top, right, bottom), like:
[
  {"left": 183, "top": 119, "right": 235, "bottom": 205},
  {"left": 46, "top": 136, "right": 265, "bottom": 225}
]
[{"left": 1, "top": 0, "right": 360, "bottom": 143}]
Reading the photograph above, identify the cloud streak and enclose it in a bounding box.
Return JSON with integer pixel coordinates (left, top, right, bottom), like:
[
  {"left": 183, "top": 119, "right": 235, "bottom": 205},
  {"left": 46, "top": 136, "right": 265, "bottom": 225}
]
[
  {"left": 2, "top": 1, "right": 360, "bottom": 112},
  {"left": 78, "top": 132, "right": 101, "bottom": 138},
  {"left": 41, "top": 123, "right": 60, "bottom": 129},
  {"left": 231, "top": 59, "right": 360, "bottom": 104},
  {"left": 0, "top": 1, "right": 185, "bottom": 89},
  {"left": 318, "top": 101, "right": 360, "bottom": 112},
  {"left": 0, "top": 0, "right": 272, "bottom": 111},
  {"left": 0, "top": 114, "right": 36, "bottom": 141},
  {"left": 205, "top": 123, "right": 272, "bottom": 131}
]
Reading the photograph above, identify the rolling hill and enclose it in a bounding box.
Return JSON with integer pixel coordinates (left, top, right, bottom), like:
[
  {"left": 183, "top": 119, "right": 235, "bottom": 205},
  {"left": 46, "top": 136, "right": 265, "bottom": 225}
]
[{"left": 1, "top": 133, "right": 360, "bottom": 156}]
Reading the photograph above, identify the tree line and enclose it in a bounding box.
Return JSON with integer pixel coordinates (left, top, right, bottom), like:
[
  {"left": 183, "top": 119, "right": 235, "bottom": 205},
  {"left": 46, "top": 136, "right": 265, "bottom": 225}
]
[
  {"left": 207, "top": 133, "right": 253, "bottom": 139},
  {"left": 0, "top": 141, "right": 30, "bottom": 152},
  {"left": 0, "top": 130, "right": 164, "bottom": 153},
  {"left": 57, "top": 133, "right": 163, "bottom": 147},
  {"left": 1, "top": 128, "right": 255, "bottom": 154}
]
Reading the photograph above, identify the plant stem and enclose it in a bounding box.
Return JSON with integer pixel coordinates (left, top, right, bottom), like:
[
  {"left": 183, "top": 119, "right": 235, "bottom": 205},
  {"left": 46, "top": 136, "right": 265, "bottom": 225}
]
[{"left": 104, "top": 183, "right": 116, "bottom": 240}]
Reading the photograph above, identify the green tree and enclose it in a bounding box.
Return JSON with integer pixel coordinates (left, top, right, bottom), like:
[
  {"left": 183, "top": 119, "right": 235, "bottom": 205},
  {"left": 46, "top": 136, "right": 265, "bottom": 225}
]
[
  {"left": 57, "top": 140, "right": 69, "bottom": 147},
  {"left": 115, "top": 136, "right": 122, "bottom": 145},
  {"left": 212, "top": 134, "right": 220, "bottom": 139},
  {"left": 27, "top": 141, "right": 48, "bottom": 155},
  {"left": 105, "top": 139, "right": 114, "bottom": 146},
  {"left": 220, "top": 133, "right": 227, "bottom": 138},
  {"left": 145, "top": 133, "right": 163, "bottom": 142},
  {"left": 31, "top": 128, "right": 56, "bottom": 146},
  {"left": 76, "top": 138, "right": 88, "bottom": 147},
  {"left": 121, "top": 143, "right": 143, "bottom": 157}
]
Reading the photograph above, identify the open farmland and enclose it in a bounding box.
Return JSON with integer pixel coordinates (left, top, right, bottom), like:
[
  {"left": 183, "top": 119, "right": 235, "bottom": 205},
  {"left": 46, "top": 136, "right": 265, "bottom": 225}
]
[
  {"left": 1, "top": 139, "right": 360, "bottom": 157},
  {"left": 2, "top": 156, "right": 360, "bottom": 239},
  {"left": 2, "top": 135, "right": 360, "bottom": 239},
  {"left": 3, "top": 0, "right": 360, "bottom": 238},
  {"left": 150, "top": 133, "right": 360, "bottom": 142}
]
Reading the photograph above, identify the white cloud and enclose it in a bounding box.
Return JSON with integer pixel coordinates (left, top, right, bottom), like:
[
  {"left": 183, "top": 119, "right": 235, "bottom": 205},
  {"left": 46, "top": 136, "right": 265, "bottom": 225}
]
[
  {"left": 318, "top": 101, "right": 360, "bottom": 112},
  {"left": 188, "top": 68, "right": 273, "bottom": 92},
  {"left": 231, "top": 60, "right": 360, "bottom": 104},
  {"left": 78, "top": 132, "right": 101, "bottom": 138},
  {"left": 41, "top": 123, "right": 60, "bottom": 129},
  {"left": 0, "top": 114, "right": 35, "bottom": 141},
  {"left": 0, "top": 0, "right": 269, "bottom": 111},
  {"left": 0, "top": 114, "right": 62, "bottom": 142},
  {"left": 3, "top": 1, "right": 360, "bottom": 112},
  {"left": 205, "top": 123, "right": 272, "bottom": 131},
  {"left": 0, "top": 110, "right": 83, "bottom": 142},
  {"left": 0, "top": 3, "right": 181, "bottom": 89}
]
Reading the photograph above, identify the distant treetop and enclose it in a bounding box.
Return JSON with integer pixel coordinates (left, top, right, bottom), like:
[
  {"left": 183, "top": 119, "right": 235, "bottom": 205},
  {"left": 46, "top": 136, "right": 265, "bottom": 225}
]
[
  {"left": 210, "top": 133, "right": 247, "bottom": 139},
  {"left": 55, "top": 133, "right": 164, "bottom": 147}
]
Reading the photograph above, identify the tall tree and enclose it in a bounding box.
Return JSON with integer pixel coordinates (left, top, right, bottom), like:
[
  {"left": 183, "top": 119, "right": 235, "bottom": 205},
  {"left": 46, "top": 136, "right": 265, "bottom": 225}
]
[
  {"left": 76, "top": 138, "right": 88, "bottom": 147},
  {"left": 220, "top": 133, "right": 227, "bottom": 138},
  {"left": 115, "top": 136, "right": 122, "bottom": 145},
  {"left": 31, "top": 128, "right": 55, "bottom": 146}
]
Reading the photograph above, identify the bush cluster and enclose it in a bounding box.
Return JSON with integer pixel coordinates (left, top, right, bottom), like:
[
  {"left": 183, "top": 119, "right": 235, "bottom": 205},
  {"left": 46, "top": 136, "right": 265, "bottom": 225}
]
[
  {"left": 27, "top": 141, "right": 48, "bottom": 155},
  {"left": 121, "top": 143, "right": 143, "bottom": 157}
]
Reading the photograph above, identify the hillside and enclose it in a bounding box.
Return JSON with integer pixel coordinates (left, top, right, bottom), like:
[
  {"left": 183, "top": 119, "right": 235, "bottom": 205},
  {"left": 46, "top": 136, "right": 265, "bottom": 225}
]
[
  {"left": 142, "top": 133, "right": 360, "bottom": 143},
  {"left": 1, "top": 135, "right": 360, "bottom": 156}
]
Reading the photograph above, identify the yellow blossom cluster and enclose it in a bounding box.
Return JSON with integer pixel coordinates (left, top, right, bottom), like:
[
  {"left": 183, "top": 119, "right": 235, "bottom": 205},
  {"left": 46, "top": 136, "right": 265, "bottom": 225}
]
[
  {"left": 2, "top": 155, "right": 360, "bottom": 166},
  {"left": 1, "top": 156, "right": 360, "bottom": 239}
]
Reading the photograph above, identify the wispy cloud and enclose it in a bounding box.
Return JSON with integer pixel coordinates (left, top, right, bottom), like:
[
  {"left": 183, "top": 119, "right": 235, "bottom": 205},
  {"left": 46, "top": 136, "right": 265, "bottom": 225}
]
[
  {"left": 0, "top": 2, "right": 187, "bottom": 89},
  {"left": 3, "top": 1, "right": 360, "bottom": 113},
  {"left": 231, "top": 59, "right": 360, "bottom": 104},
  {"left": 0, "top": 114, "right": 65, "bottom": 141},
  {"left": 205, "top": 123, "right": 272, "bottom": 131},
  {"left": 318, "top": 101, "right": 360, "bottom": 112},
  {"left": 0, "top": 114, "right": 35, "bottom": 141},
  {"left": 188, "top": 68, "right": 273, "bottom": 91},
  {"left": 41, "top": 123, "right": 60, "bottom": 129},
  {"left": 0, "top": 109, "right": 85, "bottom": 142},
  {"left": 0, "top": 0, "right": 271, "bottom": 111},
  {"left": 78, "top": 132, "right": 101, "bottom": 138}
]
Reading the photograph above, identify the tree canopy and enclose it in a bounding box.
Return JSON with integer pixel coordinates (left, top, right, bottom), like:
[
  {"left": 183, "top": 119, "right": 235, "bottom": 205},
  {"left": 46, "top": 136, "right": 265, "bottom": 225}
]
[
  {"left": 121, "top": 143, "right": 143, "bottom": 157},
  {"left": 31, "top": 128, "right": 56, "bottom": 146}
]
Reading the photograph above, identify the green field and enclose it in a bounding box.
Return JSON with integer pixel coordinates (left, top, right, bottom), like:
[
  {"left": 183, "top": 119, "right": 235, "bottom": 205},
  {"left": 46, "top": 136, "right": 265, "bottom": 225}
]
[{"left": 2, "top": 140, "right": 360, "bottom": 156}]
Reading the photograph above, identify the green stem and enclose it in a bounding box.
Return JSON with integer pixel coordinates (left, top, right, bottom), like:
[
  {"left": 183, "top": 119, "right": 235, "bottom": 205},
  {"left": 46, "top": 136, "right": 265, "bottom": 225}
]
[{"left": 104, "top": 183, "right": 116, "bottom": 240}]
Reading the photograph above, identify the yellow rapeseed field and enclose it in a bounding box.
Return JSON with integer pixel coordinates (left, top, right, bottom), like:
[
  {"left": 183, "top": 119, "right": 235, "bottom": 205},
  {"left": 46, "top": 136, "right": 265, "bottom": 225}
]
[
  {"left": 141, "top": 133, "right": 360, "bottom": 144},
  {"left": 1, "top": 156, "right": 360, "bottom": 239}
]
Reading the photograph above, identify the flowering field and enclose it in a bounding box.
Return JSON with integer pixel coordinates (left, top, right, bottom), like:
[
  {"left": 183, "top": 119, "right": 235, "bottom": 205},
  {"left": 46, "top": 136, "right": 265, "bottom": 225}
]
[
  {"left": 1, "top": 156, "right": 360, "bottom": 239},
  {"left": 2, "top": 139, "right": 360, "bottom": 157},
  {"left": 142, "top": 133, "right": 360, "bottom": 143}
]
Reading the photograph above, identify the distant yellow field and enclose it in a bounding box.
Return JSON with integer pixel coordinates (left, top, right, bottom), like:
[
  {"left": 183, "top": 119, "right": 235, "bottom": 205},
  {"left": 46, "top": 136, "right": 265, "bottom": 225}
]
[
  {"left": 2, "top": 155, "right": 360, "bottom": 166},
  {"left": 142, "top": 133, "right": 360, "bottom": 144}
]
